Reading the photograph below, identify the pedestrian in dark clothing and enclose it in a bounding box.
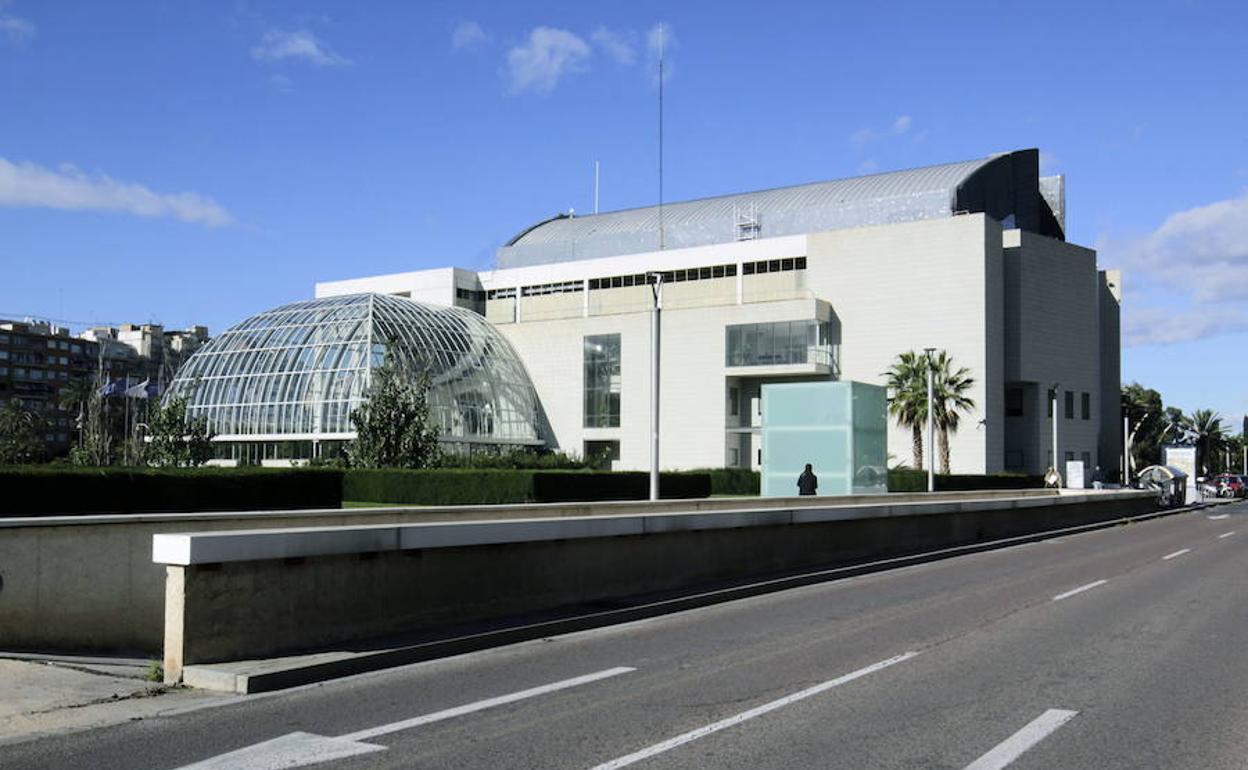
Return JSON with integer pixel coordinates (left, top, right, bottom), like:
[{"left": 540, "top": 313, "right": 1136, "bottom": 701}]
[
  {"left": 797, "top": 463, "right": 818, "bottom": 496},
  {"left": 1092, "top": 466, "right": 1105, "bottom": 490}
]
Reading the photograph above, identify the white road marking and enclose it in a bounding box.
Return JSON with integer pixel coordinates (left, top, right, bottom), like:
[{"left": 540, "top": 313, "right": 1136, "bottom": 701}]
[
  {"left": 588, "top": 652, "right": 919, "bottom": 770},
  {"left": 1219, "top": 531, "right": 1236, "bottom": 539},
  {"left": 343, "top": 666, "right": 635, "bottom": 741},
  {"left": 962, "top": 709, "right": 1079, "bottom": 770},
  {"left": 1052, "top": 580, "right": 1107, "bottom": 602},
  {"left": 174, "top": 667, "right": 635, "bottom": 770},
  {"left": 1208, "top": 514, "right": 1230, "bottom": 520},
  {"left": 1162, "top": 548, "right": 1191, "bottom": 560}
]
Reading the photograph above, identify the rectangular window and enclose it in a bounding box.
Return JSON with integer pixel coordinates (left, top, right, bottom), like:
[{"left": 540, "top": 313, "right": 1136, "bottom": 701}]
[
  {"left": 583, "top": 440, "right": 620, "bottom": 469},
  {"left": 1064, "top": 390, "right": 1074, "bottom": 419},
  {"left": 1005, "top": 387, "right": 1023, "bottom": 417},
  {"left": 1081, "top": 392, "right": 1091, "bottom": 420},
  {"left": 728, "top": 387, "right": 739, "bottom": 416},
  {"left": 1047, "top": 391, "right": 1054, "bottom": 417},
  {"left": 725, "top": 320, "right": 833, "bottom": 367},
  {"left": 583, "top": 334, "right": 621, "bottom": 428},
  {"left": 1081, "top": 451, "right": 1091, "bottom": 468},
  {"left": 1065, "top": 451, "right": 1075, "bottom": 462}
]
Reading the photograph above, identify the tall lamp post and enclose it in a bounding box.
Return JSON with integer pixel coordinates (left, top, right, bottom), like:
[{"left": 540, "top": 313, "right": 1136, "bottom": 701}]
[
  {"left": 1050, "top": 383, "right": 1060, "bottom": 481},
  {"left": 924, "top": 348, "right": 936, "bottom": 492},
  {"left": 647, "top": 272, "right": 664, "bottom": 501}
]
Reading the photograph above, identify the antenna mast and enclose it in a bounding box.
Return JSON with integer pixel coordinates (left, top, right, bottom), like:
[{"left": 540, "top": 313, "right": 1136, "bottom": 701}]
[{"left": 657, "top": 23, "right": 665, "bottom": 250}]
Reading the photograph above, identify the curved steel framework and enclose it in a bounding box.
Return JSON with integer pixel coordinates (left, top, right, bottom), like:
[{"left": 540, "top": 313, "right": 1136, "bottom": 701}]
[{"left": 168, "top": 293, "right": 547, "bottom": 451}]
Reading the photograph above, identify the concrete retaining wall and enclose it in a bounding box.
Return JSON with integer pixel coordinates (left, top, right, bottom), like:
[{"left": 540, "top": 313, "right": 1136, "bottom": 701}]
[
  {"left": 156, "top": 491, "right": 1157, "bottom": 680},
  {"left": 0, "top": 490, "right": 1050, "bottom": 655}
]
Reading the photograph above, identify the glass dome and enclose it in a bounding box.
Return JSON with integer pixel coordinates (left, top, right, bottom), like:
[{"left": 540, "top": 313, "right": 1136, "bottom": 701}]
[{"left": 167, "top": 293, "right": 548, "bottom": 452}]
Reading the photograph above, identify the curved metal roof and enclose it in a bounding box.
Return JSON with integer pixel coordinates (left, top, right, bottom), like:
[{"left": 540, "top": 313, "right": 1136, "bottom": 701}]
[{"left": 499, "top": 154, "right": 1004, "bottom": 267}]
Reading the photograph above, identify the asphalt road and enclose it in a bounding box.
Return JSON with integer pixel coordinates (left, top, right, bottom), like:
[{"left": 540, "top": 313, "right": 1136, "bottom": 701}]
[{"left": 3, "top": 501, "right": 1246, "bottom": 770}]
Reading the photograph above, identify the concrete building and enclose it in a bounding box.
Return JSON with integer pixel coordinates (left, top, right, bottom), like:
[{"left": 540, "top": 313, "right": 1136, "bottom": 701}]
[
  {"left": 315, "top": 149, "right": 1121, "bottom": 476},
  {"left": 81, "top": 323, "right": 210, "bottom": 385},
  {"left": 0, "top": 319, "right": 101, "bottom": 456},
  {"left": 261, "top": 148, "right": 1116, "bottom": 476}
]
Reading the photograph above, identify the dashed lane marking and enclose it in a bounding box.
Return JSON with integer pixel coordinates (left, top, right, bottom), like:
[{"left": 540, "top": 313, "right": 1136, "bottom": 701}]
[{"left": 963, "top": 709, "right": 1079, "bottom": 770}]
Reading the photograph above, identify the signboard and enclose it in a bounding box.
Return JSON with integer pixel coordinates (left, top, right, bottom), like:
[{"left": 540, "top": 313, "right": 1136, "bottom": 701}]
[
  {"left": 1065, "top": 460, "right": 1085, "bottom": 490},
  {"left": 1163, "top": 444, "right": 1198, "bottom": 501}
]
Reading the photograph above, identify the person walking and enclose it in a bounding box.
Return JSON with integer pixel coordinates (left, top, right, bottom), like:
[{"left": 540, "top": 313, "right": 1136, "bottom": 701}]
[
  {"left": 1044, "top": 466, "right": 1063, "bottom": 489},
  {"left": 1091, "top": 465, "right": 1105, "bottom": 490},
  {"left": 797, "top": 463, "right": 818, "bottom": 496}
]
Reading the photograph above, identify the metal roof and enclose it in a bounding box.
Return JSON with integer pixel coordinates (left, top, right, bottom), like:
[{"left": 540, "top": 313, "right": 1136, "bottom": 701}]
[{"left": 499, "top": 154, "right": 1004, "bottom": 267}]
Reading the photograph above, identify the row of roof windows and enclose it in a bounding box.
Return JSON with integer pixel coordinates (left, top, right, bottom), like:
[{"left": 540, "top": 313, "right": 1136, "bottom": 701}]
[{"left": 481, "top": 257, "right": 809, "bottom": 301}]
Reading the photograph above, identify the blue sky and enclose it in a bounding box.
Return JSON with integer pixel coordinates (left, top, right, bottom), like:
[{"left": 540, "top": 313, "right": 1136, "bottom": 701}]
[{"left": 1, "top": 0, "right": 1246, "bottom": 425}]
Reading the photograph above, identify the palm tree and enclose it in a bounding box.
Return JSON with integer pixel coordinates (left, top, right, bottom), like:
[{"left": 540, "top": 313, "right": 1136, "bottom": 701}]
[
  {"left": 929, "top": 351, "right": 976, "bottom": 474},
  {"left": 883, "top": 351, "right": 929, "bottom": 470},
  {"left": 1183, "top": 409, "right": 1225, "bottom": 474}
]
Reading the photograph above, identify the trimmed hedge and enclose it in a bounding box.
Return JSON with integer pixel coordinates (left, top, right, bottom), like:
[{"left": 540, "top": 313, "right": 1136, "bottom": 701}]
[
  {"left": 531, "top": 471, "right": 710, "bottom": 503},
  {"left": 344, "top": 469, "right": 536, "bottom": 506},
  {"left": 887, "top": 469, "right": 1044, "bottom": 493},
  {"left": 0, "top": 467, "right": 344, "bottom": 516},
  {"left": 692, "top": 468, "right": 760, "bottom": 496},
  {"left": 343, "top": 469, "right": 712, "bottom": 505}
]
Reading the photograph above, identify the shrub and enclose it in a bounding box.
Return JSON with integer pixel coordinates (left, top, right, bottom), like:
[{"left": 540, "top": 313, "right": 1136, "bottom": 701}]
[
  {"left": 887, "top": 469, "right": 1044, "bottom": 493},
  {"left": 344, "top": 469, "right": 535, "bottom": 506},
  {"left": 0, "top": 467, "right": 344, "bottom": 517},
  {"left": 343, "top": 469, "right": 713, "bottom": 505},
  {"left": 689, "top": 468, "right": 759, "bottom": 496}
]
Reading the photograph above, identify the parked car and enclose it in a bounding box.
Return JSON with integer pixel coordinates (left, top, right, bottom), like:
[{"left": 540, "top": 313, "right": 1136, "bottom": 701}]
[{"left": 1212, "top": 473, "right": 1246, "bottom": 498}]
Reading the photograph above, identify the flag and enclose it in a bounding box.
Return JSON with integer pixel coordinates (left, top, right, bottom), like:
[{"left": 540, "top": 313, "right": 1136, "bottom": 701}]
[
  {"left": 125, "top": 379, "right": 151, "bottom": 399},
  {"left": 98, "top": 379, "right": 125, "bottom": 397}
]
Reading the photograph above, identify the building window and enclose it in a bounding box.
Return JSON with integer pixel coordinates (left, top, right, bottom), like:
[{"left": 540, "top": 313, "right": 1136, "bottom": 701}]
[
  {"left": 583, "top": 440, "right": 620, "bottom": 469},
  {"left": 1081, "top": 392, "right": 1091, "bottom": 420},
  {"left": 1081, "top": 451, "right": 1091, "bottom": 468},
  {"left": 1005, "top": 387, "right": 1023, "bottom": 417},
  {"left": 1064, "top": 390, "right": 1074, "bottom": 419},
  {"left": 726, "top": 320, "right": 833, "bottom": 367},
  {"left": 584, "top": 334, "right": 621, "bottom": 428},
  {"left": 1065, "top": 451, "right": 1075, "bottom": 462},
  {"left": 728, "top": 387, "right": 739, "bottom": 416}
]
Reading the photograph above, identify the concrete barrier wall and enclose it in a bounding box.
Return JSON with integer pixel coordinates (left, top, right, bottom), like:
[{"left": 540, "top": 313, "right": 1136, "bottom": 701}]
[
  {"left": 0, "top": 489, "right": 1054, "bottom": 655},
  {"left": 157, "top": 491, "right": 1157, "bottom": 680}
]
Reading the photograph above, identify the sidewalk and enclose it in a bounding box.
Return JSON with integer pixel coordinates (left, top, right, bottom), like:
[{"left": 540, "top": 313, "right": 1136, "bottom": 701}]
[{"left": 0, "top": 656, "right": 228, "bottom": 747}]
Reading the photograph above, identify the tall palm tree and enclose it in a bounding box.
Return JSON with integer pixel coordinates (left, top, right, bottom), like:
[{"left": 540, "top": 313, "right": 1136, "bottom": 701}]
[
  {"left": 1183, "top": 409, "right": 1225, "bottom": 474},
  {"left": 883, "top": 351, "right": 929, "bottom": 470},
  {"left": 929, "top": 351, "right": 976, "bottom": 474}
]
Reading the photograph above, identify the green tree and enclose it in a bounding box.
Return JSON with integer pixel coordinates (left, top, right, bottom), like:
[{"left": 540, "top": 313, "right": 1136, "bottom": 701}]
[
  {"left": 0, "top": 400, "right": 46, "bottom": 465},
  {"left": 1121, "top": 382, "right": 1164, "bottom": 470},
  {"left": 929, "top": 351, "right": 977, "bottom": 475},
  {"left": 883, "top": 351, "right": 929, "bottom": 470},
  {"left": 145, "top": 395, "right": 214, "bottom": 468},
  {"left": 1182, "top": 409, "right": 1226, "bottom": 475},
  {"left": 347, "top": 349, "right": 440, "bottom": 468}
]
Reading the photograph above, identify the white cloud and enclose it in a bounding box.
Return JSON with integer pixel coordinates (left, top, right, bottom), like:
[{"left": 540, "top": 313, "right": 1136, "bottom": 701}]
[
  {"left": 0, "top": 2, "right": 33, "bottom": 42},
  {"left": 251, "top": 29, "right": 349, "bottom": 66},
  {"left": 591, "top": 26, "right": 636, "bottom": 65},
  {"left": 1112, "top": 190, "right": 1248, "bottom": 303},
  {"left": 452, "top": 20, "right": 488, "bottom": 51},
  {"left": 849, "top": 127, "right": 876, "bottom": 148},
  {"left": 1123, "top": 306, "right": 1248, "bottom": 347},
  {"left": 851, "top": 115, "right": 916, "bottom": 148},
  {"left": 505, "top": 27, "right": 591, "bottom": 94},
  {"left": 646, "top": 22, "right": 675, "bottom": 83},
  {"left": 0, "top": 157, "right": 233, "bottom": 227}
]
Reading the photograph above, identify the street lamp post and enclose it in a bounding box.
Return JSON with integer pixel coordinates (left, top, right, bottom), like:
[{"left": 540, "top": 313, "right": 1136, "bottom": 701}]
[
  {"left": 924, "top": 348, "right": 936, "bottom": 492},
  {"left": 648, "top": 272, "right": 664, "bottom": 501},
  {"left": 1050, "top": 383, "right": 1060, "bottom": 483}
]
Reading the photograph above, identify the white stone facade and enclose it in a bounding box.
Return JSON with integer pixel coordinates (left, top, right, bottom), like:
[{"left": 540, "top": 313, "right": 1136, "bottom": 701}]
[{"left": 317, "top": 211, "right": 1121, "bottom": 476}]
